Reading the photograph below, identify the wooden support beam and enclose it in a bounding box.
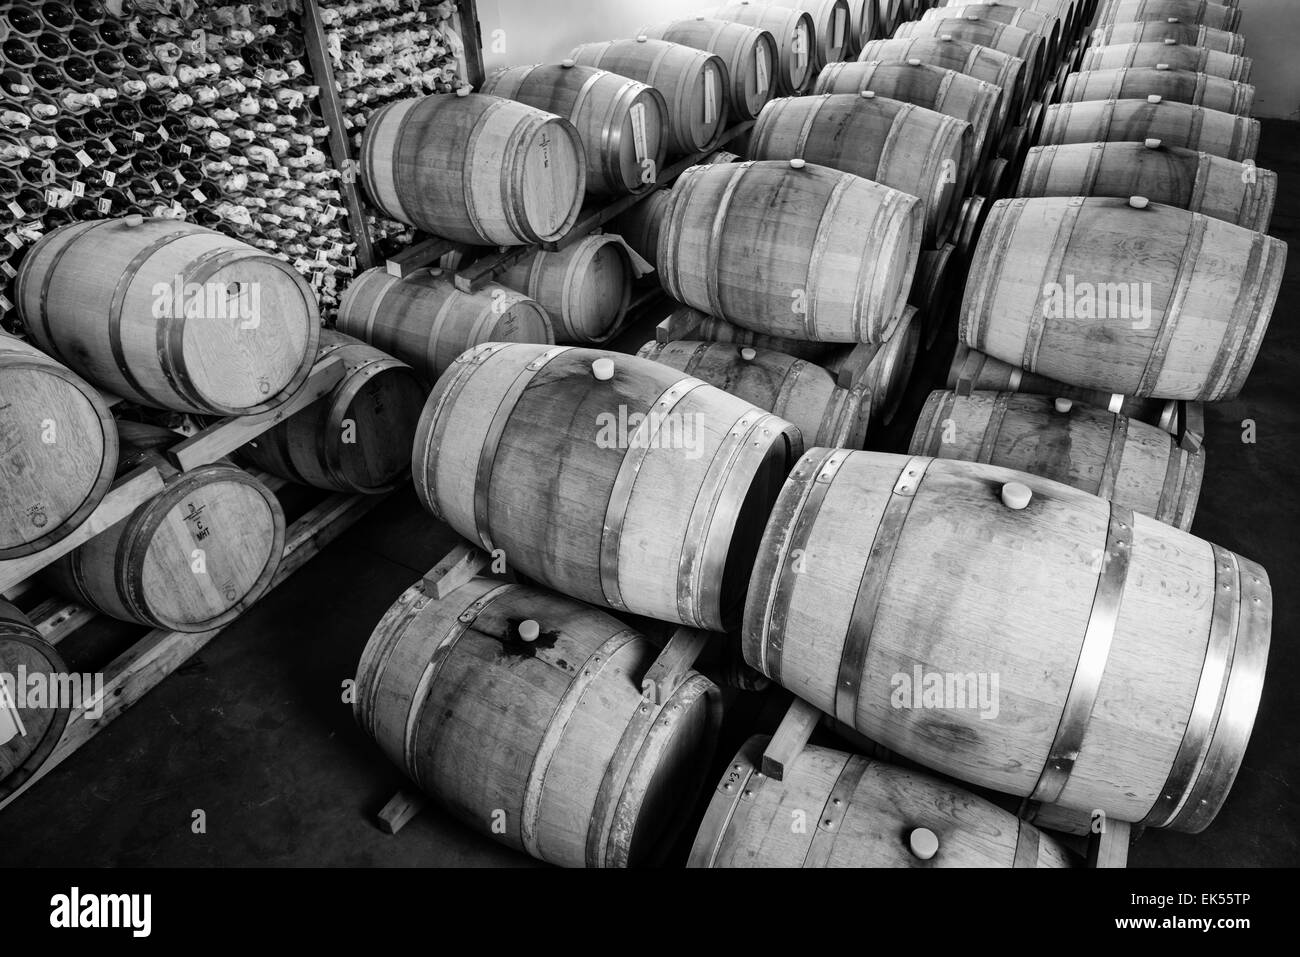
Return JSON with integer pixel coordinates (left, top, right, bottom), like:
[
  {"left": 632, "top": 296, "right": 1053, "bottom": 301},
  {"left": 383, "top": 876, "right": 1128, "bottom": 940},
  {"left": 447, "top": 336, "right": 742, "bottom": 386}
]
[
  {"left": 422, "top": 542, "right": 492, "bottom": 598},
  {"left": 1087, "top": 818, "right": 1132, "bottom": 868},
  {"left": 166, "top": 356, "right": 345, "bottom": 473},
  {"left": 762, "top": 696, "right": 823, "bottom": 781},
  {"left": 642, "top": 627, "right": 713, "bottom": 704},
  {"left": 655, "top": 305, "right": 704, "bottom": 344},
  {"left": 457, "top": 0, "right": 486, "bottom": 90},
  {"left": 1180, "top": 401, "right": 1206, "bottom": 453},
  {"left": 378, "top": 789, "right": 427, "bottom": 834},
  {"left": 0, "top": 464, "right": 166, "bottom": 593},
  {"left": 386, "top": 236, "right": 463, "bottom": 278},
  {"left": 452, "top": 246, "right": 531, "bottom": 293},
  {"left": 28, "top": 600, "right": 98, "bottom": 646},
  {"left": 302, "top": 0, "right": 376, "bottom": 270}
]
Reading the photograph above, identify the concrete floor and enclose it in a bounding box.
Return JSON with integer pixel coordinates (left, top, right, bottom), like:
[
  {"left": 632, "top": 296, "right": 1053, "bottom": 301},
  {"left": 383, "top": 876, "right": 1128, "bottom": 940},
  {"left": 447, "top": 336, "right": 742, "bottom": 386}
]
[{"left": 1, "top": 121, "right": 1297, "bottom": 868}]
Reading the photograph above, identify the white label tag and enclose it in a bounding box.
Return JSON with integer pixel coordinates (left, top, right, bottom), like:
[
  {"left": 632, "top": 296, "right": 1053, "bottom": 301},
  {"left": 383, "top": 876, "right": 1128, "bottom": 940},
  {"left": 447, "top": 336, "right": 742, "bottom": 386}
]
[
  {"left": 5, "top": 233, "right": 22, "bottom": 249},
  {"left": 104, "top": 138, "right": 117, "bottom": 154},
  {"left": 833, "top": 8, "right": 846, "bottom": 48},
  {"left": 72, "top": 181, "right": 85, "bottom": 197},
  {"left": 134, "top": 131, "right": 146, "bottom": 142},
  {"left": 158, "top": 125, "right": 170, "bottom": 141},
  {"left": 7, "top": 200, "right": 23, "bottom": 218},
  {"left": 149, "top": 179, "right": 162, "bottom": 194},
  {"left": 703, "top": 66, "right": 717, "bottom": 126},
  {"left": 181, "top": 144, "right": 192, "bottom": 156},
  {"left": 98, "top": 197, "right": 112, "bottom": 214},
  {"left": 1, "top": 261, "right": 16, "bottom": 278},
  {"left": 192, "top": 188, "right": 207, "bottom": 202},
  {"left": 103, "top": 171, "right": 116, "bottom": 187},
  {"left": 756, "top": 43, "right": 770, "bottom": 96},
  {"left": 76, "top": 149, "right": 93, "bottom": 166},
  {"left": 629, "top": 102, "right": 648, "bottom": 163},
  {"left": 0, "top": 294, "right": 13, "bottom": 312}
]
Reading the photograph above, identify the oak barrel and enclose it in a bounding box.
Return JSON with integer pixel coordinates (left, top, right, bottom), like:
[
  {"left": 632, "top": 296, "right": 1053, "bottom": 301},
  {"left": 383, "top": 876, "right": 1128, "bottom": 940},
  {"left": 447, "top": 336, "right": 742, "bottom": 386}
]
[
  {"left": 711, "top": 2, "right": 819, "bottom": 95},
  {"left": 355, "top": 578, "right": 722, "bottom": 868},
  {"left": 43, "top": 460, "right": 285, "bottom": 632},
  {"left": 641, "top": 18, "right": 780, "bottom": 121},
  {"left": 1089, "top": 20, "right": 1245, "bottom": 54},
  {"left": 1039, "top": 98, "right": 1259, "bottom": 162},
  {"left": 1017, "top": 141, "right": 1275, "bottom": 231},
  {"left": 947, "top": 343, "right": 1180, "bottom": 429},
  {"left": 1097, "top": 0, "right": 1240, "bottom": 32},
  {"left": 1060, "top": 68, "right": 1254, "bottom": 116},
  {"left": 814, "top": 60, "right": 1000, "bottom": 184},
  {"left": 834, "top": 304, "right": 920, "bottom": 426},
  {"left": 658, "top": 160, "right": 923, "bottom": 343},
  {"left": 413, "top": 343, "right": 802, "bottom": 631},
  {"left": 334, "top": 266, "right": 553, "bottom": 385},
  {"left": 1080, "top": 41, "right": 1252, "bottom": 81},
  {"left": 961, "top": 196, "right": 1285, "bottom": 400},
  {"left": 770, "top": 0, "right": 852, "bottom": 67},
  {"left": 749, "top": 93, "right": 971, "bottom": 245},
  {"left": 237, "top": 331, "right": 425, "bottom": 495},
  {"left": 689, "top": 737, "right": 1075, "bottom": 867},
  {"left": 857, "top": 36, "right": 1027, "bottom": 131},
  {"left": 636, "top": 339, "right": 872, "bottom": 448},
  {"left": 911, "top": 243, "right": 961, "bottom": 349},
  {"left": 360, "top": 93, "right": 586, "bottom": 245},
  {"left": 845, "top": 0, "right": 876, "bottom": 55},
  {"left": 15, "top": 217, "right": 319, "bottom": 416},
  {"left": 608, "top": 190, "right": 672, "bottom": 271},
  {"left": 480, "top": 63, "right": 669, "bottom": 197},
  {"left": 497, "top": 235, "right": 635, "bottom": 344},
  {"left": 662, "top": 305, "right": 848, "bottom": 363},
  {"left": 743, "top": 448, "right": 1271, "bottom": 831},
  {"left": 924, "top": 4, "right": 1063, "bottom": 67},
  {"left": 911, "top": 389, "right": 1204, "bottom": 530},
  {"left": 893, "top": 17, "right": 1044, "bottom": 94},
  {"left": 569, "top": 38, "right": 729, "bottom": 157},
  {"left": 0, "top": 600, "right": 71, "bottom": 799},
  {"left": 0, "top": 335, "right": 118, "bottom": 560}
]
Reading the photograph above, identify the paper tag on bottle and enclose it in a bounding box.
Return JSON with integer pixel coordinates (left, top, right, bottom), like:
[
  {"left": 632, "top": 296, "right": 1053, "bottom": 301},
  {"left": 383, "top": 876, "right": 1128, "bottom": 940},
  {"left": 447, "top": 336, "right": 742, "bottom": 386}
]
[
  {"left": 104, "top": 138, "right": 117, "bottom": 155},
  {"left": 181, "top": 144, "right": 192, "bottom": 156},
  {"left": 158, "top": 126, "right": 170, "bottom": 141},
  {"left": 134, "top": 131, "right": 146, "bottom": 142},
  {"left": 7, "top": 201, "right": 23, "bottom": 218},
  {"left": 704, "top": 66, "right": 717, "bottom": 126},
  {"left": 98, "top": 197, "right": 112, "bottom": 214},
  {"left": 125, "top": 188, "right": 138, "bottom": 202},
  {"left": 4, "top": 233, "right": 22, "bottom": 249},
  {"left": 756, "top": 43, "right": 770, "bottom": 97},
  {"left": 103, "top": 171, "right": 116, "bottom": 187},
  {"left": 192, "top": 188, "right": 207, "bottom": 202},
  {"left": 76, "top": 149, "right": 93, "bottom": 167},
  {"left": 150, "top": 179, "right": 163, "bottom": 194},
  {"left": 0, "top": 295, "right": 12, "bottom": 312},
  {"left": 72, "top": 181, "right": 85, "bottom": 197},
  {"left": 174, "top": 169, "right": 186, "bottom": 184},
  {"left": 1, "top": 261, "right": 16, "bottom": 279},
  {"left": 629, "top": 102, "right": 648, "bottom": 163},
  {"left": 833, "top": 8, "right": 846, "bottom": 48}
]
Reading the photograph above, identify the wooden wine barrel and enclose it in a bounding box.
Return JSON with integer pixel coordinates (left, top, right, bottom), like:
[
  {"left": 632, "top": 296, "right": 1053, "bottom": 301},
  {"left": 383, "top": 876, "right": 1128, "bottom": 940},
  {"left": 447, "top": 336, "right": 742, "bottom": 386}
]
[
  {"left": 876, "top": 0, "right": 906, "bottom": 36},
  {"left": 1018, "top": 141, "right": 1275, "bottom": 231},
  {"left": 43, "top": 461, "right": 285, "bottom": 632},
  {"left": 637, "top": 339, "right": 872, "bottom": 448},
  {"left": 770, "top": 0, "right": 852, "bottom": 67},
  {"left": 569, "top": 38, "right": 729, "bottom": 157},
  {"left": 360, "top": 93, "right": 586, "bottom": 245},
  {"left": 642, "top": 18, "right": 779, "bottom": 123},
  {"left": 15, "top": 217, "right": 318, "bottom": 416},
  {"left": 844, "top": 0, "right": 876, "bottom": 54},
  {"left": 664, "top": 305, "right": 848, "bottom": 363},
  {"left": 237, "top": 331, "right": 425, "bottom": 494},
  {"left": 413, "top": 343, "right": 802, "bottom": 631},
  {"left": 711, "top": 2, "right": 818, "bottom": 95},
  {"left": 911, "top": 243, "right": 961, "bottom": 349},
  {"left": 857, "top": 37, "right": 1027, "bottom": 132},
  {"left": 0, "top": 600, "right": 71, "bottom": 799},
  {"left": 962, "top": 196, "right": 1285, "bottom": 401},
  {"left": 659, "top": 160, "right": 923, "bottom": 343},
  {"left": 479, "top": 63, "right": 669, "bottom": 197},
  {"left": 1060, "top": 68, "right": 1254, "bottom": 115},
  {"left": 954, "top": 0, "right": 1082, "bottom": 44},
  {"left": 743, "top": 448, "right": 1272, "bottom": 831},
  {"left": 1098, "top": 0, "right": 1240, "bottom": 32},
  {"left": 948, "top": 343, "right": 1180, "bottom": 429},
  {"left": 893, "top": 17, "right": 1045, "bottom": 95},
  {"left": 924, "top": 4, "right": 1063, "bottom": 67},
  {"left": 815, "top": 61, "right": 1000, "bottom": 186},
  {"left": 1090, "top": 19, "right": 1245, "bottom": 54},
  {"left": 0, "top": 336, "right": 118, "bottom": 560},
  {"left": 356, "top": 578, "right": 721, "bottom": 868},
  {"left": 689, "top": 737, "right": 1076, "bottom": 867},
  {"left": 750, "top": 93, "right": 971, "bottom": 246},
  {"left": 1039, "top": 99, "right": 1258, "bottom": 162},
  {"left": 496, "top": 236, "right": 635, "bottom": 345},
  {"left": 706, "top": 149, "right": 741, "bottom": 163},
  {"left": 836, "top": 303, "right": 920, "bottom": 426},
  {"left": 1081, "top": 41, "right": 1251, "bottom": 81},
  {"left": 608, "top": 190, "right": 672, "bottom": 270},
  {"left": 911, "top": 390, "right": 1204, "bottom": 529},
  {"left": 334, "top": 267, "right": 553, "bottom": 385},
  {"left": 954, "top": 193, "right": 989, "bottom": 258}
]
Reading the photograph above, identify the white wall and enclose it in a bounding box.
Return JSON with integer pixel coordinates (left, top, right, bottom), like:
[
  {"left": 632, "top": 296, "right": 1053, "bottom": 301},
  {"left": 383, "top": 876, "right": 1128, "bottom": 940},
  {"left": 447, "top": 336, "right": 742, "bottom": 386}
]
[
  {"left": 476, "top": 0, "right": 1300, "bottom": 120},
  {"left": 1235, "top": 0, "right": 1300, "bottom": 120}
]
